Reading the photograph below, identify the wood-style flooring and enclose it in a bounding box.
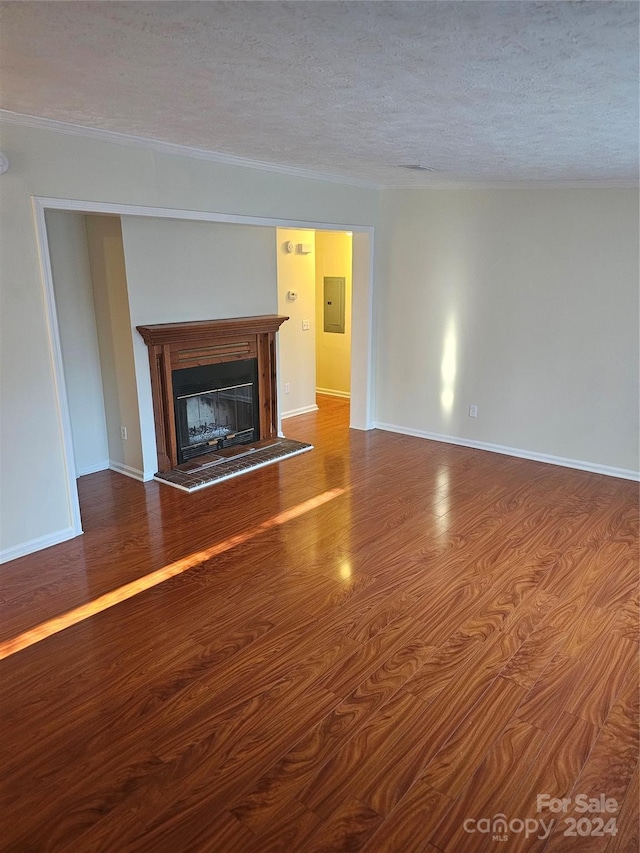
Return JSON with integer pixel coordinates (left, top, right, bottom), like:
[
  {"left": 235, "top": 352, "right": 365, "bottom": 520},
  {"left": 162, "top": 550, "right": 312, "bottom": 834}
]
[{"left": 1, "top": 396, "right": 638, "bottom": 852}]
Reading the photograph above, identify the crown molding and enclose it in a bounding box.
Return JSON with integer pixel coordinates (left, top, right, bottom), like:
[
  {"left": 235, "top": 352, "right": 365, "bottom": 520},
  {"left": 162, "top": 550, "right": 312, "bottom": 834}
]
[
  {"left": 380, "top": 178, "right": 639, "bottom": 190},
  {"left": 2, "top": 110, "right": 636, "bottom": 191},
  {"left": 0, "top": 110, "right": 380, "bottom": 190}
]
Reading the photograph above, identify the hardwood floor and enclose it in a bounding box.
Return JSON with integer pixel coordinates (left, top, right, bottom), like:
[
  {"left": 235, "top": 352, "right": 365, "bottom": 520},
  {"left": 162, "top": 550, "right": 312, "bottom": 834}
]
[{"left": 0, "top": 395, "right": 637, "bottom": 852}]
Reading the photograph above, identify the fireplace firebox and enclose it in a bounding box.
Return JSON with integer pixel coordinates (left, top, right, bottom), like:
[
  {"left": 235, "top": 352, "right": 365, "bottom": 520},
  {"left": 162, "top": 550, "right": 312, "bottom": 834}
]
[
  {"left": 173, "top": 359, "right": 259, "bottom": 463},
  {"left": 137, "top": 316, "right": 288, "bottom": 473}
]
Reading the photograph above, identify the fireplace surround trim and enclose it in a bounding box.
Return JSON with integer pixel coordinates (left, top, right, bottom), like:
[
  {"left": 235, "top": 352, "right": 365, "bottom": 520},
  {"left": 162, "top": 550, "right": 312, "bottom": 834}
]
[{"left": 137, "top": 315, "right": 288, "bottom": 473}]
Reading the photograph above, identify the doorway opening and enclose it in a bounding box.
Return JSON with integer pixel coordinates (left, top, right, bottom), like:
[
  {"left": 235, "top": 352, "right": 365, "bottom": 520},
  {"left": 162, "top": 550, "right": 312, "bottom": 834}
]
[{"left": 276, "top": 228, "right": 353, "bottom": 425}]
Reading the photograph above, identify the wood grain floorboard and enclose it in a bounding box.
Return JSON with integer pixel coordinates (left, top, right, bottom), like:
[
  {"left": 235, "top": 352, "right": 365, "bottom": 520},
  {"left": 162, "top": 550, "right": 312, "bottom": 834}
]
[
  {"left": 543, "top": 656, "right": 639, "bottom": 852},
  {"left": 355, "top": 669, "right": 525, "bottom": 817},
  {"left": 230, "top": 637, "right": 435, "bottom": 837},
  {"left": 490, "top": 712, "right": 600, "bottom": 853},
  {"left": 0, "top": 395, "right": 637, "bottom": 851},
  {"left": 248, "top": 799, "right": 321, "bottom": 853},
  {"left": 429, "top": 717, "right": 549, "bottom": 853},
  {"left": 517, "top": 653, "right": 585, "bottom": 732},
  {"left": 297, "top": 688, "right": 421, "bottom": 819},
  {"left": 419, "top": 677, "right": 528, "bottom": 799},
  {"left": 302, "top": 797, "right": 383, "bottom": 852},
  {"left": 605, "top": 762, "right": 639, "bottom": 853},
  {"left": 565, "top": 632, "right": 639, "bottom": 726},
  {"left": 359, "top": 780, "right": 451, "bottom": 853}
]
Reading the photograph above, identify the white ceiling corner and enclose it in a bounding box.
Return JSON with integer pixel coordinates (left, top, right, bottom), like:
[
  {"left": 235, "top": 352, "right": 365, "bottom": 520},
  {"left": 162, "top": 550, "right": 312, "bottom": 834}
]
[{"left": 0, "top": 1, "right": 637, "bottom": 188}]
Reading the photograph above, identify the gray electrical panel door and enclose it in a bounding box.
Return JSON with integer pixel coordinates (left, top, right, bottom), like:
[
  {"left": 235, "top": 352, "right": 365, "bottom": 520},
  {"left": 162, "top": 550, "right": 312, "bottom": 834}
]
[{"left": 323, "top": 276, "right": 346, "bottom": 334}]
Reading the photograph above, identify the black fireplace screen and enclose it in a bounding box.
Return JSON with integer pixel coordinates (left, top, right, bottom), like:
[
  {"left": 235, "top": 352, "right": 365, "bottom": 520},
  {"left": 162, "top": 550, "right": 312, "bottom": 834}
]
[
  {"left": 173, "top": 359, "right": 259, "bottom": 462},
  {"left": 178, "top": 382, "right": 254, "bottom": 443}
]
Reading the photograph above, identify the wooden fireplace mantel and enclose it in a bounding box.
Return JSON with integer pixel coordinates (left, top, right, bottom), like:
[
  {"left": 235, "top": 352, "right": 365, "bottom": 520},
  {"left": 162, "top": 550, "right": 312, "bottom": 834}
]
[{"left": 137, "top": 315, "right": 288, "bottom": 473}]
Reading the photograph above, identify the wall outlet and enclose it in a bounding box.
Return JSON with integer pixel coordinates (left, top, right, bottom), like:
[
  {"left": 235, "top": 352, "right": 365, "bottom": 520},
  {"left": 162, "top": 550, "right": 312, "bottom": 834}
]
[
  {"left": 302, "top": 320, "right": 310, "bottom": 331},
  {"left": 120, "top": 425, "right": 128, "bottom": 440},
  {"left": 469, "top": 405, "right": 478, "bottom": 418},
  {"left": 284, "top": 382, "right": 290, "bottom": 394}
]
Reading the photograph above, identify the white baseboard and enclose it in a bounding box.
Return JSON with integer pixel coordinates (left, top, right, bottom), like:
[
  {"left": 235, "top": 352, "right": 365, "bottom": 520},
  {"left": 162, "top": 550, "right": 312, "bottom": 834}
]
[
  {"left": 373, "top": 422, "right": 640, "bottom": 482},
  {"left": 76, "top": 459, "right": 110, "bottom": 477},
  {"left": 0, "top": 526, "right": 78, "bottom": 564},
  {"left": 316, "top": 387, "right": 351, "bottom": 400},
  {"left": 280, "top": 404, "right": 319, "bottom": 420},
  {"left": 109, "top": 461, "right": 151, "bottom": 482}
]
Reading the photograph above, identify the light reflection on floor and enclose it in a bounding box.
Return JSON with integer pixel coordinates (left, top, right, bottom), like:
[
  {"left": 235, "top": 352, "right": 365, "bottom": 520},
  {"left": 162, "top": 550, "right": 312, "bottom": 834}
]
[
  {"left": 0, "top": 487, "right": 346, "bottom": 661},
  {"left": 433, "top": 468, "right": 451, "bottom": 535}
]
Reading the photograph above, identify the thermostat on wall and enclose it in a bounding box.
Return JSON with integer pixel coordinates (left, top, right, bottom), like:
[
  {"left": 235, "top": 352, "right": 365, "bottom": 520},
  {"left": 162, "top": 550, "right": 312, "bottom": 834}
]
[{"left": 286, "top": 290, "right": 298, "bottom": 301}]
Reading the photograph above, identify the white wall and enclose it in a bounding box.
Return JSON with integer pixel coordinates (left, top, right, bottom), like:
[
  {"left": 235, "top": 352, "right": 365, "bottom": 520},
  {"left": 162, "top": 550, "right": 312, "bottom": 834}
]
[
  {"left": 376, "top": 189, "right": 640, "bottom": 475},
  {"left": 84, "top": 215, "right": 143, "bottom": 477},
  {"left": 0, "top": 118, "right": 377, "bottom": 560},
  {"left": 351, "top": 231, "right": 375, "bottom": 432},
  {"left": 45, "top": 211, "right": 109, "bottom": 476},
  {"left": 119, "top": 216, "right": 278, "bottom": 476},
  {"left": 277, "top": 229, "right": 318, "bottom": 418}
]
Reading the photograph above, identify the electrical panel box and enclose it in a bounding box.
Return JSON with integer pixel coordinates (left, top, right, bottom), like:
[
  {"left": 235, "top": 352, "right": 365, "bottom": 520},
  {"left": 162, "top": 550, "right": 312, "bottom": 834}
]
[{"left": 323, "top": 276, "right": 346, "bottom": 334}]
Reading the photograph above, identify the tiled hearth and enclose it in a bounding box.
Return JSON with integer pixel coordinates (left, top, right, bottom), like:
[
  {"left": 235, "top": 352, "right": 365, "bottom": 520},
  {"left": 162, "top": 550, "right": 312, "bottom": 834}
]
[{"left": 153, "top": 438, "right": 312, "bottom": 492}]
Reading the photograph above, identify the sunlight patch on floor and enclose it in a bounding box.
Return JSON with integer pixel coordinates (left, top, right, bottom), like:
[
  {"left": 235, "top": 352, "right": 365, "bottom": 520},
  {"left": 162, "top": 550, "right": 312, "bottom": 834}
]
[{"left": 0, "top": 487, "right": 346, "bottom": 661}]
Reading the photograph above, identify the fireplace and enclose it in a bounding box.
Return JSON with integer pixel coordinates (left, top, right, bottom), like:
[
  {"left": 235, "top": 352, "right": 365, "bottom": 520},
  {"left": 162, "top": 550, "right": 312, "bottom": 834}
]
[
  {"left": 137, "top": 316, "right": 288, "bottom": 473},
  {"left": 173, "top": 358, "right": 259, "bottom": 463}
]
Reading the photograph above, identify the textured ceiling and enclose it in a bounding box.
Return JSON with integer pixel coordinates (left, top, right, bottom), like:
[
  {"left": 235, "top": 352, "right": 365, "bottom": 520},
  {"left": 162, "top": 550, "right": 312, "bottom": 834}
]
[{"left": 0, "top": 1, "right": 638, "bottom": 187}]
